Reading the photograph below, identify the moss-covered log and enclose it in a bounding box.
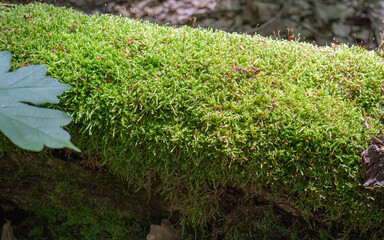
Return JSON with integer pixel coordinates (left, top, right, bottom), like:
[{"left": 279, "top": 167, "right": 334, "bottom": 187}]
[{"left": 1, "top": 3, "right": 384, "bottom": 239}]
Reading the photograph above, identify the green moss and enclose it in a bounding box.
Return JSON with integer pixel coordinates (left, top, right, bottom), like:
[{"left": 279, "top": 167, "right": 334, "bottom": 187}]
[
  {"left": 1, "top": 2, "right": 384, "bottom": 238},
  {"left": 22, "top": 204, "right": 145, "bottom": 240},
  {"left": 0, "top": 152, "right": 151, "bottom": 239}
]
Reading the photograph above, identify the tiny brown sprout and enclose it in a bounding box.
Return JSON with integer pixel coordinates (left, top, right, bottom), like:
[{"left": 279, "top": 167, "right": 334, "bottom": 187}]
[
  {"left": 68, "top": 23, "right": 80, "bottom": 33},
  {"left": 215, "top": 105, "right": 223, "bottom": 110},
  {"left": 24, "top": 14, "right": 30, "bottom": 19}
]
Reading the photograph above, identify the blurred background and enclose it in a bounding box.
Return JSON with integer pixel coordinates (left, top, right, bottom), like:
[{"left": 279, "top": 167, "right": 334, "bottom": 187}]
[{"left": 4, "top": 0, "right": 384, "bottom": 49}]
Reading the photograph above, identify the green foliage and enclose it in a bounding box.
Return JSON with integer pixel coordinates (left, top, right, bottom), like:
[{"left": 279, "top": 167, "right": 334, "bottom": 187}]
[
  {"left": 0, "top": 51, "right": 79, "bottom": 152},
  {"left": 1, "top": 2, "right": 384, "bottom": 238},
  {"left": 22, "top": 204, "right": 145, "bottom": 240},
  {"left": 0, "top": 152, "right": 150, "bottom": 240}
]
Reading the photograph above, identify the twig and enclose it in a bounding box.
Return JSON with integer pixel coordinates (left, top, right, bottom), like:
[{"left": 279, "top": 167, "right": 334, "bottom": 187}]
[
  {"left": 376, "top": 19, "right": 384, "bottom": 51},
  {"left": 192, "top": 8, "right": 243, "bottom": 19},
  {"left": 371, "top": 136, "right": 384, "bottom": 146},
  {"left": 246, "top": 0, "right": 291, "bottom": 34},
  {"left": 360, "top": 117, "right": 370, "bottom": 131},
  {"left": 61, "top": 45, "right": 100, "bottom": 90},
  {"left": 300, "top": 23, "right": 331, "bottom": 40},
  {"left": 0, "top": 3, "right": 15, "bottom": 8}
]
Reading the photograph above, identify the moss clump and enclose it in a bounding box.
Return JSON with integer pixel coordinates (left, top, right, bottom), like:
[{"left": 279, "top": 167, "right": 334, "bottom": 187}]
[
  {"left": 1, "top": 3, "right": 384, "bottom": 238},
  {"left": 22, "top": 204, "right": 144, "bottom": 240}
]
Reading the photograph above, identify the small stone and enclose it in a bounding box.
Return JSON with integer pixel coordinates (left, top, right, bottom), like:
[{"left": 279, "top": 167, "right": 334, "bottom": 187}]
[
  {"left": 314, "top": 4, "right": 340, "bottom": 24},
  {"left": 353, "top": 28, "right": 371, "bottom": 42},
  {"left": 146, "top": 219, "right": 178, "bottom": 240},
  {"left": 209, "top": 18, "right": 234, "bottom": 30},
  {"left": 94, "top": 0, "right": 108, "bottom": 7},
  {"left": 332, "top": 21, "right": 351, "bottom": 38}
]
